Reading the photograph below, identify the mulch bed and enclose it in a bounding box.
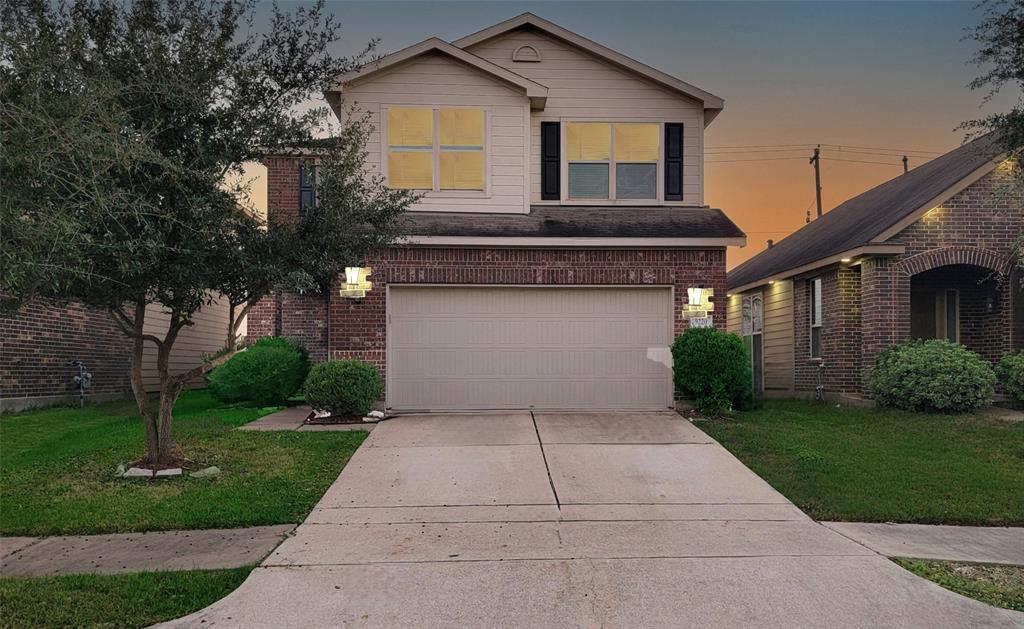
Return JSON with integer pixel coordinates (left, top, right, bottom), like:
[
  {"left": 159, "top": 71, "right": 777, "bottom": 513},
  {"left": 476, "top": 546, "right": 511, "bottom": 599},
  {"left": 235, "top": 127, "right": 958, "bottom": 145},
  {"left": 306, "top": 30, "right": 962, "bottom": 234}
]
[{"left": 304, "top": 411, "right": 372, "bottom": 425}]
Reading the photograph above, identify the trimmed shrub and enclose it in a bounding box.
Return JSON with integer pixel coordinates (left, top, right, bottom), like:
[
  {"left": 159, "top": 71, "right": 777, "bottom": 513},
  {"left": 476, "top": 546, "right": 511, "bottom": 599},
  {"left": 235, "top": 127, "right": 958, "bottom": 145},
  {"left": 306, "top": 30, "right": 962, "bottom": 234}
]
[
  {"left": 996, "top": 351, "right": 1024, "bottom": 406},
  {"left": 303, "top": 360, "right": 383, "bottom": 417},
  {"left": 671, "top": 327, "right": 752, "bottom": 417},
  {"left": 870, "top": 340, "right": 995, "bottom": 413},
  {"left": 207, "top": 336, "right": 310, "bottom": 406}
]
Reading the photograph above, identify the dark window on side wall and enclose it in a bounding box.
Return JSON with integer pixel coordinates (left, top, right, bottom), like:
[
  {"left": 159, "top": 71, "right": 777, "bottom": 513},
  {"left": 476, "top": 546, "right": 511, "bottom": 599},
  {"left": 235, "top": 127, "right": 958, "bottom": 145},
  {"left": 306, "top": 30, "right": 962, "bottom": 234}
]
[
  {"left": 299, "top": 164, "right": 316, "bottom": 216},
  {"left": 810, "top": 277, "right": 822, "bottom": 358}
]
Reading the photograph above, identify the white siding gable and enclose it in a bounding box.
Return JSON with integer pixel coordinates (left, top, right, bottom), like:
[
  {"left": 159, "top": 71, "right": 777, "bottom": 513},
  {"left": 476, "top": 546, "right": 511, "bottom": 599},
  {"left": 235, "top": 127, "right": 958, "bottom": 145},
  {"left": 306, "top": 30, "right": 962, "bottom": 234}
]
[
  {"left": 465, "top": 29, "right": 705, "bottom": 206},
  {"left": 343, "top": 52, "right": 530, "bottom": 214}
]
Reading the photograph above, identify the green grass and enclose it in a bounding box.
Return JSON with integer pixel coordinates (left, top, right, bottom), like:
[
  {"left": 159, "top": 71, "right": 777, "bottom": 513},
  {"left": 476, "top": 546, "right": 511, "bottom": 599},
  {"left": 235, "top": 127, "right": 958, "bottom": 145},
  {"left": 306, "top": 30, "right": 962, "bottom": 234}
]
[
  {"left": 0, "top": 391, "right": 368, "bottom": 536},
  {"left": 698, "top": 400, "right": 1024, "bottom": 525},
  {"left": 894, "top": 559, "right": 1024, "bottom": 611},
  {"left": 0, "top": 567, "right": 252, "bottom": 629}
]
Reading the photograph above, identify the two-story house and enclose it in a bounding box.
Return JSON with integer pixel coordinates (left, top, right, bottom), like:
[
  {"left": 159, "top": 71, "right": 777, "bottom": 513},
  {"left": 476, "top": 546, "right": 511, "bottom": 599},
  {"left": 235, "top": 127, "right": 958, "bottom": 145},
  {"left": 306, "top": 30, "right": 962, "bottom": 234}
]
[{"left": 253, "top": 13, "right": 745, "bottom": 411}]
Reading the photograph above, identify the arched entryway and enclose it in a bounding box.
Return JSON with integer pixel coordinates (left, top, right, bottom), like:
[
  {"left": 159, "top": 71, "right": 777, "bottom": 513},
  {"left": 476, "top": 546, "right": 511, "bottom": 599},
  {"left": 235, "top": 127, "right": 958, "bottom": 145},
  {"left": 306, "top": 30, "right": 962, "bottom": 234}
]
[{"left": 899, "top": 247, "right": 1016, "bottom": 364}]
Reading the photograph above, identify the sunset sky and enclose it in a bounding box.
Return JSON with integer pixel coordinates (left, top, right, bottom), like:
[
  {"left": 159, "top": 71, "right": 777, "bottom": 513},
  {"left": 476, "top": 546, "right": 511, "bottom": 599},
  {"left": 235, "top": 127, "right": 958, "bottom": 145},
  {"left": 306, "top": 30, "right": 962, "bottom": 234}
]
[{"left": 250, "top": 1, "right": 1018, "bottom": 269}]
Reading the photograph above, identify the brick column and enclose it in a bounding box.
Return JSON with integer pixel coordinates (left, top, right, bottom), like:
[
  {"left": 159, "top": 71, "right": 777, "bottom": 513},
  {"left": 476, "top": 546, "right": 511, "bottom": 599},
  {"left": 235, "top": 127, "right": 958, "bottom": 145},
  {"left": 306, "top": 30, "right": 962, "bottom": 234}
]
[{"left": 860, "top": 256, "right": 909, "bottom": 391}]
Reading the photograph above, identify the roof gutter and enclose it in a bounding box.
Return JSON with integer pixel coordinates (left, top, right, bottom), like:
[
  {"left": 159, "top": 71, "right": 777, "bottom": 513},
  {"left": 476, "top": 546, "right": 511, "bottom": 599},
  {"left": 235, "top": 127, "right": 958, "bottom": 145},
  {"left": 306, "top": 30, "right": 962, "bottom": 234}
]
[
  {"left": 728, "top": 243, "right": 906, "bottom": 294},
  {"left": 401, "top": 236, "right": 746, "bottom": 248}
]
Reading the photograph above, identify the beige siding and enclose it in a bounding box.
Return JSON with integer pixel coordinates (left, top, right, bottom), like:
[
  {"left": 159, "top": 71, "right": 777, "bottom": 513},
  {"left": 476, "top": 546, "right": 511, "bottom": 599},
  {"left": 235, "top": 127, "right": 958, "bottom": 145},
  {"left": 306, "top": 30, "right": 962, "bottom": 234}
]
[
  {"left": 762, "top": 280, "right": 794, "bottom": 392},
  {"left": 141, "top": 295, "right": 232, "bottom": 391},
  {"left": 343, "top": 53, "right": 530, "bottom": 214},
  {"left": 727, "top": 282, "right": 795, "bottom": 393},
  {"left": 466, "top": 30, "right": 704, "bottom": 206}
]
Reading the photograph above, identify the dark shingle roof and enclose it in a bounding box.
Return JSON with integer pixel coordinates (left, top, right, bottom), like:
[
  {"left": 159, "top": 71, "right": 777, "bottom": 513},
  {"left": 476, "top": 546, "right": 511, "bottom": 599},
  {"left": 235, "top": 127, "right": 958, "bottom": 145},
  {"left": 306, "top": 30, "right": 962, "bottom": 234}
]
[
  {"left": 727, "top": 134, "right": 1001, "bottom": 290},
  {"left": 401, "top": 205, "right": 745, "bottom": 240}
]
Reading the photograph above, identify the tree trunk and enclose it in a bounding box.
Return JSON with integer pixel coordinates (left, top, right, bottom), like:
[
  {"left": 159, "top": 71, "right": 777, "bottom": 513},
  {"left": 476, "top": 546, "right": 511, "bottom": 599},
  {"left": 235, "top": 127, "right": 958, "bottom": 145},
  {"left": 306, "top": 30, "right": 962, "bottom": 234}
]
[
  {"left": 226, "top": 303, "right": 238, "bottom": 352},
  {"left": 124, "top": 301, "right": 161, "bottom": 465}
]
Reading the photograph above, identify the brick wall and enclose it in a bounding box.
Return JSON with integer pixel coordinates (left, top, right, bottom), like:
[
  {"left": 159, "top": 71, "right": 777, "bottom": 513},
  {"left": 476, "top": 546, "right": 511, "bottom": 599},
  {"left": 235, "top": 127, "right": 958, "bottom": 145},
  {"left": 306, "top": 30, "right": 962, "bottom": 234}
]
[
  {"left": 247, "top": 246, "right": 728, "bottom": 389},
  {"left": 264, "top": 156, "right": 303, "bottom": 225},
  {"left": 1, "top": 300, "right": 132, "bottom": 408}
]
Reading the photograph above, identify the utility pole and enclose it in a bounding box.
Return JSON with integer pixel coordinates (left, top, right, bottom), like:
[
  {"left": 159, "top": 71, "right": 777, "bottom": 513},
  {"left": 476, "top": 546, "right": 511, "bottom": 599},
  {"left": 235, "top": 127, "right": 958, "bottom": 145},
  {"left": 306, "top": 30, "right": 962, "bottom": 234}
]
[
  {"left": 810, "top": 145, "right": 822, "bottom": 219},
  {"left": 902, "top": 155, "right": 909, "bottom": 174}
]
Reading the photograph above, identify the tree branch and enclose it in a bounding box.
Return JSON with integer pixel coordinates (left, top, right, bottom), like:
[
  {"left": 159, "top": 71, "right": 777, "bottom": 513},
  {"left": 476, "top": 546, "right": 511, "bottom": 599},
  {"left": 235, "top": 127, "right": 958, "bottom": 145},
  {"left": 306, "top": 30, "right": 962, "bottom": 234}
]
[{"left": 109, "top": 306, "right": 164, "bottom": 346}]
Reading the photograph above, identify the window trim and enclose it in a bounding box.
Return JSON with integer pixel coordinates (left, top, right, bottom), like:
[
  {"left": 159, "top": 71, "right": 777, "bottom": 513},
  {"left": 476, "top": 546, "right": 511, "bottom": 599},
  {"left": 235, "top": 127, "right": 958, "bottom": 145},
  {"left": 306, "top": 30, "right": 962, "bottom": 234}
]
[
  {"left": 809, "top": 277, "right": 823, "bottom": 359},
  {"left": 741, "top": 293, "right": 765, "bottom": 393},
  {"left": 560, "top": 119, "right": 664, "bottom": 204},
  {"left": 381, "top": 105, "right": 491, "bottom": 197}
]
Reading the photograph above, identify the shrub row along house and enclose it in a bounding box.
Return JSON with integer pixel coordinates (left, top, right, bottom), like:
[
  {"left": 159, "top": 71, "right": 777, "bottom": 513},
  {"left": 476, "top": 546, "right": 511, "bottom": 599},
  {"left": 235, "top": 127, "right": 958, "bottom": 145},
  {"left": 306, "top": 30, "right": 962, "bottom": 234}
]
[
  {"left": 726, "top": 134, "right": 1022, "bottom": 402},
  {"left": 251, "top": 13, "right": 745, "bottom": 411}
]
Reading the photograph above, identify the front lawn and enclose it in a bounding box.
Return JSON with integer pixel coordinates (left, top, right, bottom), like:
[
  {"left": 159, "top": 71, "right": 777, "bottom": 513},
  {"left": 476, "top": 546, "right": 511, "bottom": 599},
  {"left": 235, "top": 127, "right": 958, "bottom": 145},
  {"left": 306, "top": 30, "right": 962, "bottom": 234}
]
[
  {"left": 0, "top": 391, "right": 367, "bottom": 536},
  {"left": 698, "top": 400, "right": 1024, "bottom": 525},
  {"left": 893, "top": 559, "right": 1024, "bottom": 612},
  {"left": 0, "top": 567, "right": 252, "bottom": 629}
]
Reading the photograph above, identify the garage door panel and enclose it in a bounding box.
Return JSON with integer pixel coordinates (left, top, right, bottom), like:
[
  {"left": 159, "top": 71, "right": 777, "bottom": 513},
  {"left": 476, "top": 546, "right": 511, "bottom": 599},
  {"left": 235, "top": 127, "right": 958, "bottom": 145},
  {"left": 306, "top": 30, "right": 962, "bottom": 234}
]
[{"left": 389, "top": 287, "right": 672, "bottom": 410}]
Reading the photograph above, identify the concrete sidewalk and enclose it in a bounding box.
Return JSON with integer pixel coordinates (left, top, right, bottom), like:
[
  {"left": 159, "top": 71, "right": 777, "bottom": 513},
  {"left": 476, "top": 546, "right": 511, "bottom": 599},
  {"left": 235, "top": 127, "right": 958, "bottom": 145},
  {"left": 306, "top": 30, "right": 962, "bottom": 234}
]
[
  {"left": 162, "top": 412, "right": 1023, "bottom": 628},
  {"left": 823, "top": 521, "right": 1024, "bottom": 565},
  {"left": 0, "top": 525, "right": 294, "bottom": 576}
]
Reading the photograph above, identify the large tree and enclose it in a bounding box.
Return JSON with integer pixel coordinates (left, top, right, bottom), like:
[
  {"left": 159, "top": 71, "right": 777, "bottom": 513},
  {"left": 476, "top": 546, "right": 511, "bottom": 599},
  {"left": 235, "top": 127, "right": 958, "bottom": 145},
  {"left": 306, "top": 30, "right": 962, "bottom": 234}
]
[
  {"left": 961, "top": 0, "right": 1024, "bottom": 275},
  {"left": 0, "top": 0, "right": 414, "bottom": 466}
]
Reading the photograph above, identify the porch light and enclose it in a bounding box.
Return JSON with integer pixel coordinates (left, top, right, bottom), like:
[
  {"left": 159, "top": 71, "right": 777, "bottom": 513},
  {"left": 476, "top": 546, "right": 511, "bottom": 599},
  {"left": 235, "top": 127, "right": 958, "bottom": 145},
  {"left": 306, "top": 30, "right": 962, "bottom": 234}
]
[
  {"left": 840, "top": 258, "right": 852, "bottom": 263},
  {"left": 683, "top": 286, "right": 714, "bottom": 320},
  {"left": 341, "top": 266, "right": 373, "bottom": 299}
]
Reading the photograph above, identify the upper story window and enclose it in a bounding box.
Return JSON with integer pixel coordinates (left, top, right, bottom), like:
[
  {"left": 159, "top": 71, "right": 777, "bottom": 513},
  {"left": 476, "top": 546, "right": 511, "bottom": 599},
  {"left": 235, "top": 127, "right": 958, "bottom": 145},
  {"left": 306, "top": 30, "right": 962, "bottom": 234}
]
[
  {"left": 386, "top": 107, "right": 485, "bottom": 191},
  {"left": 566, "top": 122, "right": 660, "bottom": 200}
]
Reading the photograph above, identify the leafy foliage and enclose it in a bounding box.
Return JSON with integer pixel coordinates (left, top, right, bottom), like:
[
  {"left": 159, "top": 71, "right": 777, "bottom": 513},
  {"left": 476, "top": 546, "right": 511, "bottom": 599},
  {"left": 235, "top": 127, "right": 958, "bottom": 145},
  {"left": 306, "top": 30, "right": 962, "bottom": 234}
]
[
  {"left": 671, "top": 328, "right": 752, "bottom": 417},
  {"left": 303, "top": 360, "right": 384, "bottom": 417},
  {"left": 0, "top": 0, "right": 410, "bottom": 464},
  {"left": 207, "top": 337, "right": 310, "bottom": 406},
  {"left": 870, "top": 340, "right": 996, "bottom": 413},
  {"left": 996, "top": 351, "right": 1024, "bottom": 405}
]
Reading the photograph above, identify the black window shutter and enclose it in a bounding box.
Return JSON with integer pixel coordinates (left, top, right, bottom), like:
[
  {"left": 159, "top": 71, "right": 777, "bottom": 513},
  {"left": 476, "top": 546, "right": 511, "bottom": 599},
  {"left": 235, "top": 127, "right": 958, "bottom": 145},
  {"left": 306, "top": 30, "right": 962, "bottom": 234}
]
[
  {"left": 299, "top": 164, "right": 316, "bottom": 216},
  {"left": 664, "top": 123, "right": 683, "bottom": 201},
  {"left": 540, "top": 121, "right": 560, "bottom": 200}
]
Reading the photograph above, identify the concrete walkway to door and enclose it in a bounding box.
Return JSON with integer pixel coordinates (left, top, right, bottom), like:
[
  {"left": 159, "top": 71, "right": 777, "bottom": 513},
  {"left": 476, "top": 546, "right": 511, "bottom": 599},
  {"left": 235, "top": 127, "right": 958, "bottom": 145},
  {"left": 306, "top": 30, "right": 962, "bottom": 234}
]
[{"left": 162, "top": 412, "right": 1023, "bottom": 628}]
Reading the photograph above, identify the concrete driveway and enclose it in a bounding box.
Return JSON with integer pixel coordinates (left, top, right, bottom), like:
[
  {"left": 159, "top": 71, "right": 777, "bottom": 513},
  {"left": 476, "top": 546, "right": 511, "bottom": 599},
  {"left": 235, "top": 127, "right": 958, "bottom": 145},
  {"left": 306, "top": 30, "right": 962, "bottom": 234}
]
[{"left": 164, "top": 412, "right": 1023, "bottom": 628}]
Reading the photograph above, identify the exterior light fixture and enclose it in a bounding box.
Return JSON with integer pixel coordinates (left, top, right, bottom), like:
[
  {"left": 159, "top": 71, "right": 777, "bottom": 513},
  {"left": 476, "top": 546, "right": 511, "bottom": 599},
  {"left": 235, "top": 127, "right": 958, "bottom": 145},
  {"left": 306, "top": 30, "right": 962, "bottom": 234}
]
[
  {"left": 840, "top": 258, "right": 852, "bottom": 263},
  {"left": 340, "top": 266, "right": 373, "bottom": 299},
  {"left": 683, "top": 286, "right": 714, "bottom": 327}
]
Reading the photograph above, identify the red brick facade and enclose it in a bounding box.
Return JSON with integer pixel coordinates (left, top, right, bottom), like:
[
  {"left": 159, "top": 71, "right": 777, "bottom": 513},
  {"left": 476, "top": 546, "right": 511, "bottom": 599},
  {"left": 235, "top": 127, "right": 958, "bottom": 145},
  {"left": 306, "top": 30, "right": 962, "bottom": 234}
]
[
  {"left": 1, "top": 300, "right": 133, "bottom": 410},
  {"left": 782, "top": 163, "right": 1023, "bottom": 398},
  {"left": 251, "top": 247, "right": 728, "bottom": 388}
]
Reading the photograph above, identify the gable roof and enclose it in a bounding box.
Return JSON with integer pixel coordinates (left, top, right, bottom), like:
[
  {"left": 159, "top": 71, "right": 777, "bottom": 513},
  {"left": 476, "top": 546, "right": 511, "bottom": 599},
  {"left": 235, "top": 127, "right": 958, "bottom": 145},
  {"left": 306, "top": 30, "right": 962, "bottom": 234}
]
[
  {"left": 453, "top": 13, "right": 724, "bottom": 119},
  {"left": 727, "top": 134, "right": 1003, "bottom": 292},
  {"left": 332, "top": 37, "right": 548, "bottom": 109}
]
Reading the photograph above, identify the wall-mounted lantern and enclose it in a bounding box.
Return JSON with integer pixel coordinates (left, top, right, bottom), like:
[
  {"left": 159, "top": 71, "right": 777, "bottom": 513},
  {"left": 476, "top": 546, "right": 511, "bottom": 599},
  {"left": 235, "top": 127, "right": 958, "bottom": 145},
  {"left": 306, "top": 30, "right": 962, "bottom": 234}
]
[
  {"left": 683, "top": 286, "right": 714, "bottom": 327},
  {"left": 340, "top": 267, "right": 373, "bottom": 299}
]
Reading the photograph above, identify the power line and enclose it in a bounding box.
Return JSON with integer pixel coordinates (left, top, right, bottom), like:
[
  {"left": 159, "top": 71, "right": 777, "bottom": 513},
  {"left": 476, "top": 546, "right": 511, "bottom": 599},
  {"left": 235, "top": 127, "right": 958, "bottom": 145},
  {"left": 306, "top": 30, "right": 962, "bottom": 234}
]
[
  {"left": 826, "top": 157, "right": 903, "bottom": 166},
  {"left": 706, "top": 156, "right": 808, "bottom": 163}
]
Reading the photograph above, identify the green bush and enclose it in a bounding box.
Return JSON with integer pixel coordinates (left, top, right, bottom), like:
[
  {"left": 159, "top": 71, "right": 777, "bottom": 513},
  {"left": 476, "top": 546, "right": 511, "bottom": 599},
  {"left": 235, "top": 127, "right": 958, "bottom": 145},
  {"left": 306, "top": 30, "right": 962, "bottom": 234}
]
[
  {"left": 671, "top": 328, "right": 752, "bottom": 417},
  {"left": 207, "top": 337, "right": 310, "bottom": 406},
  {"left": 995, "top": 351, "right": 1024, "bottom": 406},
  {"left": 303, "top": 360, "right": 383, "bottom": 417},
  {"left": 870, "top": 340, "right": 995, "bottom": 413}
]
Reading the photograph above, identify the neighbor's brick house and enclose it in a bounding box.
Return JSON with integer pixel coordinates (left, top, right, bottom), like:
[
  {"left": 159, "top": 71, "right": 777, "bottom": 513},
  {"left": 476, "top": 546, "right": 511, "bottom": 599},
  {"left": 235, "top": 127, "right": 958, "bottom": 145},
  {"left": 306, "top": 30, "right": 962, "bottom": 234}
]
[
  {"left": 250, "top": 13, "right": 746, "bottom": 411},
  {"left": 727, "top": 135, "right": 1022, "bottom": 400}
]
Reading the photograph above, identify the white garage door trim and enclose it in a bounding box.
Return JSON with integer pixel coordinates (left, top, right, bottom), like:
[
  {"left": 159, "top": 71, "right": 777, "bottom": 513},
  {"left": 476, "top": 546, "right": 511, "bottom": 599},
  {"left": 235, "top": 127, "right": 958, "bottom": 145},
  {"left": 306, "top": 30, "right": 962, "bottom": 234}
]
[{"left": 386, "top": 284, "right": 675, "bottom": 411}]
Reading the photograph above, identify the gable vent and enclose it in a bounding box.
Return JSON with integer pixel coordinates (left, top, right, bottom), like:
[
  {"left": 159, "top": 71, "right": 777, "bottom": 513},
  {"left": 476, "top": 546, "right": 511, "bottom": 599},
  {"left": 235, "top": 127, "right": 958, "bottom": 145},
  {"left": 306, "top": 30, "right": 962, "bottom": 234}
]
[{"left": 512, "top": 45, "right": 542, "bottom": 63}]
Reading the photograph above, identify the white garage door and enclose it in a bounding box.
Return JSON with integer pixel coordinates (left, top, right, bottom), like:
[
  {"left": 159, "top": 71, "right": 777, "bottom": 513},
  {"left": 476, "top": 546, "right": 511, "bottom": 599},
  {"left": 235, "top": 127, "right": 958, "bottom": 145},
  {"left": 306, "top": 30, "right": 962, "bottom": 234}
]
[{"left": 387, "top": 286, "right": 674, "bottom": 410}]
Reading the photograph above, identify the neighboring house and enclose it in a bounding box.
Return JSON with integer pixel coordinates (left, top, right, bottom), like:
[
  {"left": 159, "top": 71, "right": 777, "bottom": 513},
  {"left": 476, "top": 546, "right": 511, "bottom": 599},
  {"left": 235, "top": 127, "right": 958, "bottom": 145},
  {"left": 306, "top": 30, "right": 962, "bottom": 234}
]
[
  {"left": 254, "top": 13, "right": 745, "bottom": 411},
  {"left": 0, "top": 298, "right": 235, "bottom": 412},
  {"left": 726, "top": 134, "right": 1022, "bottom": 401}
]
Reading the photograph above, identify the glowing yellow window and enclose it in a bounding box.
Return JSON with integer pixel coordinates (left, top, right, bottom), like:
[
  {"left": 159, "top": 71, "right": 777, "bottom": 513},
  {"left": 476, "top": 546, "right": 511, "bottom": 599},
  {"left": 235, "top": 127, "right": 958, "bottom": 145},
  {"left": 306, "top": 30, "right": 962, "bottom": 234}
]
[
  {"left": 566, "top": 122, "right": 610, "bottom": 160},
  {"left": 439, "top": 109, "right": 484, "bottom": 190},
  {"left": 614, "top": 124, "right": 660, "bottom": 161},
  {"left": 386, "top": 108, "right": 433, "bottom": 189}
]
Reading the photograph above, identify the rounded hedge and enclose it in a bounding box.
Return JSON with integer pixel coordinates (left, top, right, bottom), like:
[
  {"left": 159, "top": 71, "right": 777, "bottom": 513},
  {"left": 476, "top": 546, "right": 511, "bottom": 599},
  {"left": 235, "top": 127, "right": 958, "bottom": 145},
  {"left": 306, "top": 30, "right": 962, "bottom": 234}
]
[
  {"left": 207, "top": 337, "right": 310, "bottom": 406},
  {"left": 995, "top": 351, "right": 1024, "bottom": 406},
  {"left": 671, "top": 327, "right": 752, "bottom": 417},
  {"left": 303, "top": 360, "right": 383, "bottom": 417},
  {"left": 870, "top": 339, "right": 995, "bottom": 413}
]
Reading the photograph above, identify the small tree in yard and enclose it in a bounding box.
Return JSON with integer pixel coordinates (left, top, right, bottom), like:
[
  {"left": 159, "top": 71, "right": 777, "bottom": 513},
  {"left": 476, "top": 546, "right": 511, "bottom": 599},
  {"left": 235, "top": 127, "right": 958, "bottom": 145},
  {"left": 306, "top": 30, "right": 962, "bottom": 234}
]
[{"left": 0, "top": 0, "right": 414, "bottom": 466}]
